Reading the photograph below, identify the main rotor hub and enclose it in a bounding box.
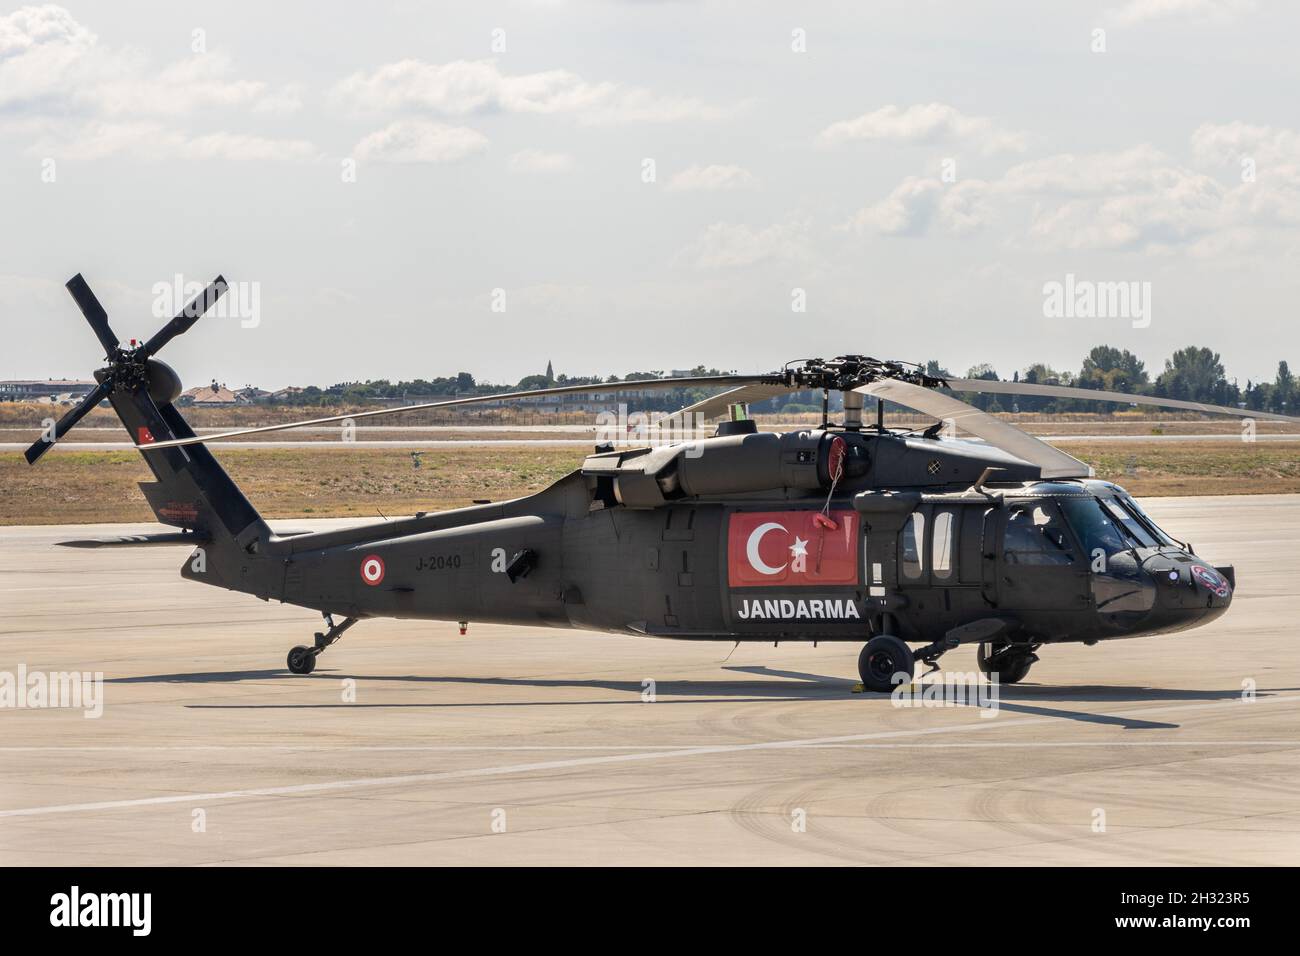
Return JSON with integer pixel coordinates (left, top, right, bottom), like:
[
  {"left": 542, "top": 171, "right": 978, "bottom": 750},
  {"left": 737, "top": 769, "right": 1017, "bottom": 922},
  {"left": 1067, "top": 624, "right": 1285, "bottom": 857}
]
[{"left": 773, "top": 355, "right": 947, "bottom": 392}]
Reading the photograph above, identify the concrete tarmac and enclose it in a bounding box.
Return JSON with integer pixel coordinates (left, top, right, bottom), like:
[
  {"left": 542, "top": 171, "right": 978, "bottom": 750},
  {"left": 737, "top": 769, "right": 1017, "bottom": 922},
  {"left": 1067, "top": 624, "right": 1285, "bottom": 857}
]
[{"left": 2, "top": 495, "right": 1299, "bottom": 865}]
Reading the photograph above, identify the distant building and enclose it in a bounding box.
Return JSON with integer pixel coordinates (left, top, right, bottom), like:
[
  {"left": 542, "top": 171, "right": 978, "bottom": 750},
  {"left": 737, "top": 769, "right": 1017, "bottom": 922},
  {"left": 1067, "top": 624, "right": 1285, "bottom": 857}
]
[
  {"left": 0, "top": 379, "right": 98, "bottom": 403},
  {"left": 179, "top": 382, "right": 241, "bottom": 406}
]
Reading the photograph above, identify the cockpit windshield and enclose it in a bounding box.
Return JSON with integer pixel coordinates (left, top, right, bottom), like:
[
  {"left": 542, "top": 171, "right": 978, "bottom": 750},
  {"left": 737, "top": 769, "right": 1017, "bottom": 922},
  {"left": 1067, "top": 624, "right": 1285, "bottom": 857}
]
[
  {"left": 1059, "top": 492, "right": 1182, "bottom": 554},
  {"left": 1099, "top": 497, "right": 1159, "bottom": 547},
  {"left": 1057, "top": 496, "right": 1130, "bottom": 557},
  {"left": 1116, "top": 494, "right": 1180, "bottom": 547}
]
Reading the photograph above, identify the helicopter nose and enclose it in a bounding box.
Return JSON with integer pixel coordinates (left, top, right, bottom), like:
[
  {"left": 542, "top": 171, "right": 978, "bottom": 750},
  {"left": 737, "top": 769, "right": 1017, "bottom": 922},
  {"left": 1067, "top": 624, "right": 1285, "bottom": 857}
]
[{"left": 1148, "top": 555, "right": 1234, "bottom": 617}]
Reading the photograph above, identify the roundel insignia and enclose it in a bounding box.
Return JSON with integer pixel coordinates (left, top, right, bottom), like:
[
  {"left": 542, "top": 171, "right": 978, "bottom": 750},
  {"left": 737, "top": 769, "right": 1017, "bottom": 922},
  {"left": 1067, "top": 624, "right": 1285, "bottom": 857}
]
[
  {"left": 360, "top": 554, "right": 386, "bottom": 586},
  {"left": 1190, "top": 564, "right": 1230, "bottom": 598}
]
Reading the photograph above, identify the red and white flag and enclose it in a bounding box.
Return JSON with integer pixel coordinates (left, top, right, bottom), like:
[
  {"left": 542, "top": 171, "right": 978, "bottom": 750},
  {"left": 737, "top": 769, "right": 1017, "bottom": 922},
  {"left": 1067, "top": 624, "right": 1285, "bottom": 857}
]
[{"left": 727, "top": 510, "right": 858, "bottom": 587}]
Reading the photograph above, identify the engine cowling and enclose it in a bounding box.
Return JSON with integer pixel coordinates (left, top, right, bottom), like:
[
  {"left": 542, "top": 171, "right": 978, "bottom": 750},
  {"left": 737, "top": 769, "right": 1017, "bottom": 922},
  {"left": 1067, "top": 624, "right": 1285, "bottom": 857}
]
[{"left": 583, "top": 430, "right": 864, "bottom": 508}]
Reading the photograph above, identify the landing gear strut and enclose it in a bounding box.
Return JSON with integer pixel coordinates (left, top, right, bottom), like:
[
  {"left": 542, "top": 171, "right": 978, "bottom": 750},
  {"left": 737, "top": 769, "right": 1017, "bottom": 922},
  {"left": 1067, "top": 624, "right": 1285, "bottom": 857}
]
[
  {"left": 286, "top": 613, "right": 358, "bottom": 675},
  {"left": 977, "top": 640, "right": 1039, "bottom": 685}
]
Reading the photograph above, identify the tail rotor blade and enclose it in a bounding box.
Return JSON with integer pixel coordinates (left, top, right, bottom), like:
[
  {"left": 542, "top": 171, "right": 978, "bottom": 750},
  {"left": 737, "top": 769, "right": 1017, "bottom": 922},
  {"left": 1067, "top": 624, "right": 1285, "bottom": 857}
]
[
  {"left": 24, "top": 380, "right": 113, "bottom": 464},
  {"left": 65, "top": 274, "right": 119, "bottom": 357},
  {"left": 140, "top": 276, "right": 228, "bottom": 357}
]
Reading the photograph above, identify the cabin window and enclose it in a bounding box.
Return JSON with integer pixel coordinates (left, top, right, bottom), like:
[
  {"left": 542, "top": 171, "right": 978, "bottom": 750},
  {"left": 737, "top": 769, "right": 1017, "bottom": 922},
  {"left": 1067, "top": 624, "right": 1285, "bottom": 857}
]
[
  {"left": 1004, "top": 503, "right": 1075, "bottom": 566},
  {"left": 901, "top": 511, "right": 926, "bottom": 580},
  {"left": 932, "top": 509, "right": 956, "bottom": 580}
]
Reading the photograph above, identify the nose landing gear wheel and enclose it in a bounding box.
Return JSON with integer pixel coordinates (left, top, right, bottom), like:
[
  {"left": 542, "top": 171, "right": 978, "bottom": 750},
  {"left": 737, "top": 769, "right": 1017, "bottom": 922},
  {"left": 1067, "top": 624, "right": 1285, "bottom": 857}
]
[
  {"left": 858, "top": 635, "right": 914, "bottom": 692},
  {"left": 977, "top": 641, "right": 1037, "bottom": 685},
  {"left": 287, "top": 645, "right": 316, "bottom": 675}
]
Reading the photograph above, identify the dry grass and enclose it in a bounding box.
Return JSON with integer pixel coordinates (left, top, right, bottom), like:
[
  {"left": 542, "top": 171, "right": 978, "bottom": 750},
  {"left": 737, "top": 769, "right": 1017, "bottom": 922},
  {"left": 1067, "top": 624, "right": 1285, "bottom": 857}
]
[
  {"left": 1059, "top": 440, "right": 1300, "bottom": 496},
  {"left": 4, "top": 439, "right": 1299, "bottom": 526},
  {"left": 0, "top": 447, "right": 585, "bottom": 525}
]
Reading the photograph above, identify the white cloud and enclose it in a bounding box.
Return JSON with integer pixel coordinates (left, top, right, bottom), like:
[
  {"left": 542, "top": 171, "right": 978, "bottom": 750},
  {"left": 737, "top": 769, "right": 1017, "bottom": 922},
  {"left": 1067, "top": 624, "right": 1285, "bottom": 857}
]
[
  {"left": 675, "top": 220, "right": 810, "bottom": 270},
  {"left": 1192, "top": 120, "right": 1300, "bottom": 168},
  {"left": 1108, "top": 0, "right": 1255, "bottom": 26},
  {"left": 37, "top": 120, "right": 319, "bottom": 162},
  {"left": 334, "top": 58, "right": 725, "bottom": 125},
  {"left": 818, "top": 103, "right": 1028, "bottom": 154},
  {"left": 666, "top": 164, "right": 758, "bottom": 192},
  {"left": 999, "top": 145, "right": 1187, "bottom": 195},
  {"left": 0, "top": 4, "right": 95, "bottom": 110},
  {"left": 508, "top": 148, "right": 573, "bottom": 173},
  {"left": 92, "top": 54, "right": 303, "bottom": 117},
  {"left": 1002, "top": 149, "right": 1233, "bottom": 250},
  {"left": 846, "top": 177, "right": 989, "bottom": 236},
  {"left": 0, "top": 6, "right": 301, "bottom": 117},
  {"left": 352, "top": 119, "right": 487, "bottom": 164},
  {"left": 851, "top": 132, "right": 1300, "bottom": 253}
]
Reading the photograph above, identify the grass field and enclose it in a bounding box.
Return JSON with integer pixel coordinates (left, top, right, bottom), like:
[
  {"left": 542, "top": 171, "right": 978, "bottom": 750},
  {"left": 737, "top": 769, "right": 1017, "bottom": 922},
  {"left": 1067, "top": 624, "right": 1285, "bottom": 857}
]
[{"left": 3, "top": 440, "right": 1299, "bottom": 525}]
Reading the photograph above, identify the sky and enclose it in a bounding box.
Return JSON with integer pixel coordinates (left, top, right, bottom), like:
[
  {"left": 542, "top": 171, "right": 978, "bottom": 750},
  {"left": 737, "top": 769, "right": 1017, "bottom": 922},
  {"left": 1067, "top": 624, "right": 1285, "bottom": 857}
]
[{"left": 1, "top": 0, "right": 1297, "bottom": 391}]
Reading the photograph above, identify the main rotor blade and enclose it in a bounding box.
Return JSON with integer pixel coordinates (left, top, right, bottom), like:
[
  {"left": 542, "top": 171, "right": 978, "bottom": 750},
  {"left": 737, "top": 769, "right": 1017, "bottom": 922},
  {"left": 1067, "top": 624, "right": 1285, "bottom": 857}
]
[
  {"left": 945, "top": 378, "right": 1300, "bottom": 424},
  {"left": 65, "top": 274, "right": 118, "bottom": 357},
  {"left": 136, "top": 373, "right": 770, "bottom": 450},
  {"left": 857, "top": 379, "right": 1092, "bottom": 479},
  {"left": 23, "top": 380, "right": 113, "bottom": 464},
  {"left": 140, "top": 276, "right": 228, "bottom": 357},
  {"left": 654, "top": 383, "right": 794, "bottom": 424}
]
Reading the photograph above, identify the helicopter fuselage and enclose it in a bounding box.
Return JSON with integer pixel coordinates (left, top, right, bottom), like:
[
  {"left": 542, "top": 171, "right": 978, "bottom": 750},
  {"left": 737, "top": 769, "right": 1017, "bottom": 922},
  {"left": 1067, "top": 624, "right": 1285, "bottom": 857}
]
[{"left": 184, "top": 429, "right": 1234, "bottom": 651}]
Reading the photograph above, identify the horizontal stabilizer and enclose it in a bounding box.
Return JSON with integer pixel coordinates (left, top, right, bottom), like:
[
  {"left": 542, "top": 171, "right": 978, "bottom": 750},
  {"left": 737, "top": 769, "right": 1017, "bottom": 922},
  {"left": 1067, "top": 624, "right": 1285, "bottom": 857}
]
[{"left": 57, "top": 532, "right": 210, "bottom": 549}]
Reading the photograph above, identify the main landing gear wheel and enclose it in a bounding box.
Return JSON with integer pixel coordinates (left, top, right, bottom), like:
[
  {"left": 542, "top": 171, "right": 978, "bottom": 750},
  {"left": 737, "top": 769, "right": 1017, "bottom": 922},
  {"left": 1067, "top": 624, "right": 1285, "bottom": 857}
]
[
  {"left": 858, "top": 635, "right": 914, "bottom": 692},
  {"left": 977, "top": 641, "right": 1037, "bottom": 685},
  {"left": 286, "top": 645, "right": 316, "bottom": 675}
]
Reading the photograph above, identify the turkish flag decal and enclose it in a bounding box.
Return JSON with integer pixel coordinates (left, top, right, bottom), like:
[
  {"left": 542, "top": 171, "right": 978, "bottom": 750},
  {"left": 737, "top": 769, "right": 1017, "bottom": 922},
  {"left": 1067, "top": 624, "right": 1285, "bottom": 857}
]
[
  {"left": 137, "top": 426, "right": 155, "bottom": 444},
  {"left": 728, "top": 510, "right": 859, "bottom": 587}
]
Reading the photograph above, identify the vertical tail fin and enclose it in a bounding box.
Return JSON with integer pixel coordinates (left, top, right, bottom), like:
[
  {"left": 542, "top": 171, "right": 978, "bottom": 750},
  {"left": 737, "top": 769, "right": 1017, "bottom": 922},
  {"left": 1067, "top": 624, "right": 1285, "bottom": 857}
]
[{"left": 116, "top": 386, "right": 268, "bottom": 548}]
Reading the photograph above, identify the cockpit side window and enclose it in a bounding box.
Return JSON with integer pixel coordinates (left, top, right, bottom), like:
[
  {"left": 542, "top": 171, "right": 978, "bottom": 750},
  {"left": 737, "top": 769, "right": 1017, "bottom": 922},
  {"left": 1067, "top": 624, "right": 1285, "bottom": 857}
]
[
  {"left": 1004, "top": 502, "right": 1075, "bottom": 566},
  {"left": 1058, "top": 496, "right": 1130, "bottom": 559}
]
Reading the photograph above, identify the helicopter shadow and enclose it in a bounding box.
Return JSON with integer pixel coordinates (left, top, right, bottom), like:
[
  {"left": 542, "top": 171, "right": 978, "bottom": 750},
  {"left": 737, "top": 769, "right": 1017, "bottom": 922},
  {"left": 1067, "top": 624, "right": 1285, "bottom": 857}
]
[
  {"left": 109, "top": 667, "right": 1291, "bottom": 729},
  {"left": 112, "top": 667, "right": 851, "bottom": 707},
  {"left": 723, "top": 666, "right": 1290, "bottom": 729}
]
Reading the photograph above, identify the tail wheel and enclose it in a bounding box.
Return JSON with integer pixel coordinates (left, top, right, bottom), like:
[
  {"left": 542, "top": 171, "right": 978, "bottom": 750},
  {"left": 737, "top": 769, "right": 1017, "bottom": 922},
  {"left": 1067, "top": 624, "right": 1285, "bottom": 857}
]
[
  {"left": 858, "top": 635, "right": 914, "bottom": 692},
  {"left": 977, "top": 641, "right": 1036, "bottom": 684}
]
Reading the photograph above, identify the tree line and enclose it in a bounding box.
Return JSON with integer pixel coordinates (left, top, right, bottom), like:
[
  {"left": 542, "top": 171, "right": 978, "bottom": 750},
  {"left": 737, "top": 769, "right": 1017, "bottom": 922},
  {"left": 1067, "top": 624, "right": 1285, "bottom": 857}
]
[
  {"left": 927, "top": 346, "right": 1292, "bottom": 415},
  {"left": 263, "top": 347, "right": 1294, "bottom": 416}
]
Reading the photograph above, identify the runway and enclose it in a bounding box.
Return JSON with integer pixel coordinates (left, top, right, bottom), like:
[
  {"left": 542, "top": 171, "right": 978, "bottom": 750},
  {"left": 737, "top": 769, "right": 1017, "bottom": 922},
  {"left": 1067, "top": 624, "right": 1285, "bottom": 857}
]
[{"left": 2, "top": 495, "right": 1299, "bottom": 865}]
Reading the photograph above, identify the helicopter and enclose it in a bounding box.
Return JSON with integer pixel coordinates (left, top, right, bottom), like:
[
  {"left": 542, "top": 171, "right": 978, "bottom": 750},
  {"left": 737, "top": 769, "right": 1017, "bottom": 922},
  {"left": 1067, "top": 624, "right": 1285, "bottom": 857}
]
[{"left": 25, "top": 274, "right": 1294, "bottom": 691}]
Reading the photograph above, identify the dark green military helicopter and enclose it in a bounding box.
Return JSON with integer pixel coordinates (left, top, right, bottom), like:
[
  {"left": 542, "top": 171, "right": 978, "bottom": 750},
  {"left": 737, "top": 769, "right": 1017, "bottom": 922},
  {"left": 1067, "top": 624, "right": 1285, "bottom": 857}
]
[{"left": 28, "top": 275, "right": 1294, "bottom": 690}]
